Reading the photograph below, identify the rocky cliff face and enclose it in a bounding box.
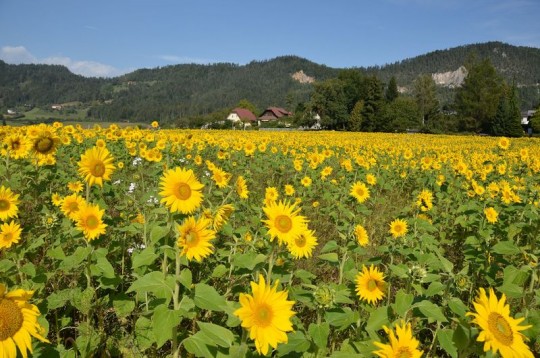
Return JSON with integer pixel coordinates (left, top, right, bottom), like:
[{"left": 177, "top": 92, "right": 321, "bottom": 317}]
[
  {"left": 432, "top": 66, "right": 468, "bottom": 88},
  {"left": 291, "top": 70, "right": 315, "bottom": 84}
]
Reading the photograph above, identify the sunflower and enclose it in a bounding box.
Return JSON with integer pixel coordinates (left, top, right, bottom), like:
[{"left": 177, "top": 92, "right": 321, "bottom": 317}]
[
  {"left": 350, "top": 181, "right": 370, "bottom": 203},
  {"left": 30, "top": 128, "right": 61, "bottom": 159},
  {"left": 373, "top": 320, "right": 423, "bottom": 358},
  {"left": 60, "top": 194, "right": 86, "bottom": 221},
  {"left": 389, "top": 218, "right": 408, "bottom": 238},
  {"left": 466, "top": 288, "right": 534, "bottom": 357},
  {"left": 0, "top": 186, "right": 19, "bottom": 221},
  {"left": 51, "top": 192, "right": 63, "bottom": 207},
  {"left": 0, "top": 284, "right": 50, "bottom": 357},
  {"left": 301, "top": 176, "right": 312, "bottom": 188},
  {"left": 213, "top": 204, "right": 234, "bottom": 231},
  {"left": 265, "top": 187, "right": 279, "bottom": 202},
  {"left": 355, "top": 265, "right": 386, "bottom": 304},
  {"left": 159, "top": 167, "right": 204, "bottom": 214},
  {"left": 484, "top": 207, "right": 498, "bottom": 224},
  {"left": 211, "top": 167, "right": 231, "bottom": 188},
  {"left": 177, "top": 216, "right": 216, "bottom": 262},
  {"left": 78, "top": 146, "right": 116, "bottom": 187},
  {"left": 234, "top": 274, "right": 295, "bottom": 355},
  {"left": 235, "top": 176, "right": 249, "bottom": 199},
  {"left": 262, "top": 201, "right": 308, "bottom": 246},
  {"left": 498, "top": 137, "right": 510, "bottom": 150},
  {"left": 416, "top": 189, "right": 433, "bottom": 212},
  {"left": 76, "top": 203, "right": 107, "bottom": 242},
  {"left": 354, "top": 224, "right": 369, "bottom": 247},
  {"left": 287, "top": 226, "right": 318, "bottom": 259},
  {"left": 366, "top": 173, "right": 377, "bottom": 186},
  {"left": 151, "top": 120, "right": 159, "bottom": 128},
  {"left": 284, "top": 184, "right": 295, "bottom": 196},
  {"left": 67, "top": 181, "right": 84, "bottom": 193},
  {"left": 3, "top": 134, "right": 31, "bottom": 159},
  {"left": 0, "top": 221, "right": 22, "bottom": 249}
]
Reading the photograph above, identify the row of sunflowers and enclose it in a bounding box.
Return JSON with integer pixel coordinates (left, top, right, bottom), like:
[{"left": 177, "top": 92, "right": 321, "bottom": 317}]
[{"left": 0, "top": 122, "right": 539, "bottom": 357}]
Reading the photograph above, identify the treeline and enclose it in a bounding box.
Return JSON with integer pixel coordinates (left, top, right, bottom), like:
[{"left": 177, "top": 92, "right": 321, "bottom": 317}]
[
  {"left": 0, "top": 42, "right": 539, "bottom": 127},
  {"left": 292, "top": 57, "right": 535, "bottom": 136}
]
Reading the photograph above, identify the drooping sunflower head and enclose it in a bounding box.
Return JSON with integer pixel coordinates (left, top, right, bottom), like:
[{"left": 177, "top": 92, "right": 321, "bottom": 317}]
[
  {"left": 213, "top": 204, "right": 234, "bottom": 231},
  {"left": 466, "top": 287, "right": 534, "bottom": 357},
  {"left": 350, "top": 181, "right": 370, "bottom": 203},
  {"left": 355, "top": 265, "right": 386, "bottom": 304},
  {"left": 0, "top": 283, "right": 50, "bottom": 358},
  {"left": 0, "top": 186, "right": 20, "bottom": 221},
  {"left": 177, "top": 216, "right": 216, "bottom": 262},
  {"left": 262, "top": 200, "right": 308, "bottom": 246},
  {"left": 235, "top": 176, "right": 249, "bottom": 199},
  {"left": 0, "top": 220, "right": 22, "bottom": 249},
  {"left": 287, "top": 226, "right": 318, "bottom": 259},
  {"left": 234, "top": 274, "right": 295, "bottom": 355},
  {"left": 76, "top": 203, "right": 107, "bottom": 242},
  {"left": 389, "top": 218, "right": 408, "bottom": 239},
  {"left": 354, "top": 224, "right": 369, "bottom": 247},
  {"left": 78, "top": 146, "right": 116, "bottom": 187},
  {"left": 373, "top": 320, "right": 423, "bottom": 358},
  {"left": 159, "top": 167, "right": 204, "bottom": 214}
]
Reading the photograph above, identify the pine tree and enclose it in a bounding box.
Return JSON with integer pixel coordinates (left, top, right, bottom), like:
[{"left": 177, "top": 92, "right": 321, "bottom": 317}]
[
  {"left": 385, "top": 76, "right": 399, "bottom": 102},
  {"left": 491, "top": 84, "right": 523, "bottom": 137}
]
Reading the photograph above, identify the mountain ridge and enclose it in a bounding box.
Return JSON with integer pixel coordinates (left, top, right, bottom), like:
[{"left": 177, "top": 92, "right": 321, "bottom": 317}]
[{"left": 1, "top": 41, "right": 539, "bottom": 122}]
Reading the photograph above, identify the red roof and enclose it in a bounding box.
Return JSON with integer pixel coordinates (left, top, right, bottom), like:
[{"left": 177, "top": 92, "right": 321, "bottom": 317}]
[
  {"left": 258, "top": 107, "right": 292, "bottom": 120},
  {"left": 232, "top": 108, "right": 257, "bottom": 121}
]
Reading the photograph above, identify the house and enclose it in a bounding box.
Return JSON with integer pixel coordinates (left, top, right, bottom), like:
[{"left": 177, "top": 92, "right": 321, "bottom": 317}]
[
  {"left": 227, "top": 108, "right": 257, "bottom": 124},
  {"left": 51, "top": 104, "right": 63, "bottom": 110},
  {"left": 7, "top": 109, "right": 17, "bottom": 115},
  {"left": 258, "top": 107, "right": 292, "bottom": 122}
]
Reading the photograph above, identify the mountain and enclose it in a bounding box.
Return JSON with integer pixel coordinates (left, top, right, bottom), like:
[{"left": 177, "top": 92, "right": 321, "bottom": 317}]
[{"left": 1, "top": 41, "right": 539, "bottom": 123}]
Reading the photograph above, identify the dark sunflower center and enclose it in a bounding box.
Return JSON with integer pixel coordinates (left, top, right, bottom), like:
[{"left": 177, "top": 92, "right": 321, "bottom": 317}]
[
  {"left": 275, "top": 215, "right": 292, "bottom": 233},
  {"left": 175, "top": 183, "right": 191, "bottom": 200},
  {"left": 92, "top": 162, "right": 106, "bottom": 177},
  {"left": 2, "top": 233, "right": 13, "bottom": 241},
  {"left": 0, "top": 199, "right": 9, "bottom": 211},
  {"left": 254, "top": 303, "right": 273, "bottom": 327},
  {"left": 11, "top": 140, "right": 21, "bottom": 150},
  {"left": 295, "top": 235, "right": 307, "bottom": 248},
  {"left": 86, "top": 215, "right": 100, "bottom": 230},
  {"left": 488, "top": 312, "right": 513, "bottom": 346},
  {"left": 0, "top": 298, "right": 24, "bottom": 340},
  {"left": 34, "top": 137, "right": 54, "bottom": 154}
]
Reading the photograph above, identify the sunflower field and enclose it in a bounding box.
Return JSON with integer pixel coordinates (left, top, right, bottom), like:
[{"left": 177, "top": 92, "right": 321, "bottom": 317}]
[{"left": 0, "top": 122, "right": 539, "bottom": 357}]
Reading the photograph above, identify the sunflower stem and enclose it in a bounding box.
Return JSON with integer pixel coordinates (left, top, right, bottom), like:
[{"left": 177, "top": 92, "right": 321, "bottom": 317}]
[
  {"left": 172, "top": 248, "right": 182, "bottom": 358},
  {"left": 266, "top": 242, "right": 277, "bottom": 282}
]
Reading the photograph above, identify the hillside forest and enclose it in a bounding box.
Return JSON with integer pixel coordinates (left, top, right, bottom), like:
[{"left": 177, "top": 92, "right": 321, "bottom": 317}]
[{"left": 1, "top": 41, "right": 540, "bottom": 136}]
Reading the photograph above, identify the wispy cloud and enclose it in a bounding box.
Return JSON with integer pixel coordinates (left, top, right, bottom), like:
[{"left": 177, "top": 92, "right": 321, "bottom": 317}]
[{"left": 0, "top": 45, "right": 128, "bottom": 77}]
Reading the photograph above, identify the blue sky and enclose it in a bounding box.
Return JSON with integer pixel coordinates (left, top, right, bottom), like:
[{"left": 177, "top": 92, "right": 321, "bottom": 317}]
[{"left": 1, "top": 0, "right": 539, "bottom": 77}]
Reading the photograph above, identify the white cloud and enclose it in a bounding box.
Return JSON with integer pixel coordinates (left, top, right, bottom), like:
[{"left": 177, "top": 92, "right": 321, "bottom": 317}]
[
  {"left": 0, "top": 45, "right": 127, "bottom": 77},
  {"left": 0, "top": 46, "right": 37, "bottom": 63}
]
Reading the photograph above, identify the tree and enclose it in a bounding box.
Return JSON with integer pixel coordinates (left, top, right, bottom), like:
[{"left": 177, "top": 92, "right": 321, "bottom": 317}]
[
  {"left": 381, "top": 97, "right": 420, "bottom": 132},
  {"left": 360, "top": 76, "right": 385, "bottom": 131},
  {"left": 530, "top": 107, "right": 540, "bottom": 135},
  {"left": 1, "top": 114, "right": 5, "bottom": 126},
  {"left": 413, "top": 74, "right": 439, "bottom": 127},
  {"left": 454, "top": 58, "right": 504, "bottom": 132},
  {"left": 385, "top": 76, "right": 399, "bottom": 102},
  {"left": 309, "top": 79, "right": 348, "bottom": 130},
  {"left": 492, "top": 84, "right": 523, "bottom": 137},
  {"left": 348, "top": 100, "right": 364, "bottom": 131}
]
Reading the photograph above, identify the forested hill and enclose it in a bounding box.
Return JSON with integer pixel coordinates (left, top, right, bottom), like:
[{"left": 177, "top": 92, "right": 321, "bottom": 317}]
[{"left": 1, "top": 41, "right": 539, "bottom": 123}]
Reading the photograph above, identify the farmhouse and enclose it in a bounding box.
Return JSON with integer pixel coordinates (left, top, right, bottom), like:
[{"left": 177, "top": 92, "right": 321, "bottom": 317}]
[
  {"left": 226, "top": 108, "right": 257, "bottom": 124},
  {"left": 258, "top": 107, "right": 292, "bottom": 122}
]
